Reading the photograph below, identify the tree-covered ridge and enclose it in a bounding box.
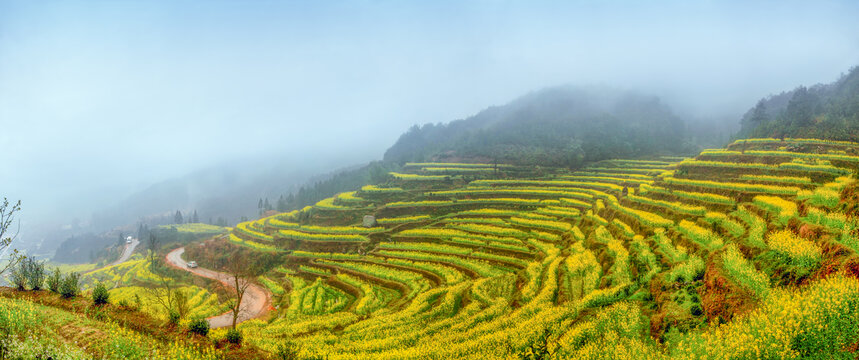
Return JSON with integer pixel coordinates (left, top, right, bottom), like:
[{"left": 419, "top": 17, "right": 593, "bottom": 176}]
[
  {"left": 738, "top": 65, "right": 859, "bottom": 141},
  {"left": 383, "top": 86, "right": 690, "bottom": 167}
]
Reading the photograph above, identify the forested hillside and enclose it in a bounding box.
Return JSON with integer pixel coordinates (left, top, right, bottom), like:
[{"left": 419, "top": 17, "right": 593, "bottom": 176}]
[
  {"left": 384, "top": 87, "right": 691, "bottom": 167},
  {"left": 738, "top": 66, "right": 859, "bottom": 141}
]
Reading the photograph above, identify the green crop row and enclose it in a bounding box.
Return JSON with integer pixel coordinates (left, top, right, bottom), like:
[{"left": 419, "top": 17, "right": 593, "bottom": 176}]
[
  {"left": 779, "top": 161, "right": 850, "bottom": 175},
  {"left": 559, "top": 175, "right": 653, "bottom": 185},
  {"left": 732, "top": 206, "right": 767, "bottom": 247},
  {"left": 447, "top": 236, "right": 530, "bottom": 253},
  {"left": 722, "top": 244, "right": 769, "bottom": 299},
  {"left": 752, "top": 195, "right": 798, "bottom": 225},
  {"left": 534, "top": 206, "right": 581, "bottom": 219},
  {"left": 234, "top": 222, "right": 275, "bottom": 242},
  {"left": 442, "top": 217, "right": 509, "bottom": 226},
  {"left": 447, "top": 223, "right": 528, "bottom": 238},
  {"left": 607, "top": 201, "right": 674, "bottom": 228},
  {"left": 702, "top": 212, "right": 745, "bottom": 239},
  {"left": 317, "top": 259, "right": 429, "bottom": 300},
  {"left": 573, "top": 171, "right": 654, "bottom": 180},
  {"left": 678, "top": 159, "right": 777, "bottom": 171},
  {"left": 650, "top": 228, "right": 688, "bottom": 264},
  {"left": 639, "top": 184, "right": 735, "bottom": 205},
  {"left": 594, "top": 226, "right": 631, "bottom": 286},
  {"left": 298, "top": 224, "right": 385, "bottom": 234},
  {"left": 508, "top": 216, "right": 572, "bottom": 233},
  {"left": 766, "top": 229, "right": 822, "bottom": 271},
  {"left": 229, "top": 233, "right": 278, "bottom": 251},
  {"left": 427, "top": 187, "right": 593, "bottom": 200},
  {"left": 422, "top": 167, "right": 495, "bottom": 173},
  {"left": 376, "top": 215, "right": 432, "bottom": 224},
  {"left": 278, "top": 229, "right": 369, "bottom": 242},
  {"left": 386, "top": 197, "right": 542, "bottom": 208},
  {"left": 378, "top": 242, "right": 472, "bottom": 256},
  {"left": 612, "top": 219, "right": 635, "bottom": 238},
  {"left": 470, "top": 179, "right": 624, "bottom": 192},
  {"left": 268, "top": 218, "right": 300, "bottom": 229},
  {"left": 335, "top": 273, "right": 395, "bottom": 314},
  {"left": 389, "top": 172, "right": 448, "bottom": 181},
  {"left": 626, "top": 194, "right": 707, "bottom": 216},
  {"left": 676, "top": 220, "right": 724, "bottom": 251},
  {"left": 360, "top": 185, "right": 405, "bottom": 193},
  {"left": 584, "top": 210, "right": 609, "bottom": 226},
  {"left": 738, "top": 174, "right": 813, "bottom": 185},
  {"left": 584, "top": 167, "right": 661, "bottom": 175},
  {"left": 375, "top": 250, "right": 507, "bottom": 278},
  {"left": 404, "top": 162, "right": 508, "bottom": 168},
  {"left": 631, "top": 235, "right": 661, "bottom": 284},
  {"left": 663, "top": 176, "right": 800, "bottom": 195},
  {"left": 728, "top": 137, "right": 859, "bottom": 147},
  {"left": 667, "top": 255, "right": 705, "bottom": 283},
  {"left": 701, "top": 148, "right": 859, "bottom": 165}
]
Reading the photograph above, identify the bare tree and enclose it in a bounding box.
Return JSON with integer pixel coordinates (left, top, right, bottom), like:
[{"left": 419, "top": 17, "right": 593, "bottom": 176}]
[
  {"left": 0, "top": 198, "right": 22, "bottom": 276},
  {"left": 143, "top": 234, "right": 179, "bottom": 322},
  {"left": 146, "top": 265, "right": 177, "bottom": 321},
  {"left": 217, "top": 252, "right": 255, "bottom": 329},
  {"left": 147, "top": 233, "right": 160, "bottom": 264}
]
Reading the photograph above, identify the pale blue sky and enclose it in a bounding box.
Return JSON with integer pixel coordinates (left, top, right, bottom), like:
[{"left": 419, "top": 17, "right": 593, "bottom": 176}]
[{"left": 2, "top": 0, "right": 859, "bottom": 226}]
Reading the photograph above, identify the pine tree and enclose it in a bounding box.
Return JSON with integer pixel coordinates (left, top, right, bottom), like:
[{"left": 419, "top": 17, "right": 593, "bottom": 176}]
[
  {"left": 174, "top": 210, "right": 184, "bottom": 224},
  {"left": 192, "top": 210, "right": 199, "bottom": 223}
]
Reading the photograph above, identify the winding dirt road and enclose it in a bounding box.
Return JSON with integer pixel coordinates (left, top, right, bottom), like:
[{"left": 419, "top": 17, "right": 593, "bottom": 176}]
[
  {"left": 84, "top": 238, "right": 140, "bottom": 274},
  {"left": 165, "top": 247, "right": 271, "bottom": 328},
  {"left": 111, "top": 238, "right": 139, "bottom": 266}
]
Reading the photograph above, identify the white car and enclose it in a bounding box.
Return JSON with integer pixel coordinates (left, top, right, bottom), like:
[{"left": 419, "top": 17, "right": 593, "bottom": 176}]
[{"left": 187, "top": 261, "right": 198, "bottom": 268}]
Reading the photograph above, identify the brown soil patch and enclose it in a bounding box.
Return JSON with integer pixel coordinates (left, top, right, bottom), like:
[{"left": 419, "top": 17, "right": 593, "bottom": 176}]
[{"left": 699, "top": 256, "right": 757, "bottom": 324}]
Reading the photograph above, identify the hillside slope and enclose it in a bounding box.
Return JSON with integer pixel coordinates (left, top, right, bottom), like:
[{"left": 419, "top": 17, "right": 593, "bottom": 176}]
[
  {"left": 384, "top": 86, "right": 690, "bottom": 167},
  {"left": 221, "top": 137, "right": 859, "bottom": 359},
  {"left": 738, "top": 65, "right": 859, "bottom": 141}
]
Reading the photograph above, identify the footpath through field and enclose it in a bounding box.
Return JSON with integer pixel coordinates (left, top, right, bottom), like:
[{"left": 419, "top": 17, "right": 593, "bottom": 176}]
[{"left": 165, "top": 247, "right": 271, "bottom": 328}]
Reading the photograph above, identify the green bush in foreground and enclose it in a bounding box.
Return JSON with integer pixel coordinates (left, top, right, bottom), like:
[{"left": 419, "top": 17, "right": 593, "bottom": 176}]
[
  {"left": 46, "top": 268, "right": 62, "bottom": 293},
  {"left": 225, "top": 328, "right": 243, "bottom": 345},
  {"left": 92, "top": 282, "right": 109, "bottom": 305},
  {"left": 59, "top": 272, "right": 80, "bottom": 298},
  {"left": 188, "top": 318, "right": 210, "bottom": 336}
]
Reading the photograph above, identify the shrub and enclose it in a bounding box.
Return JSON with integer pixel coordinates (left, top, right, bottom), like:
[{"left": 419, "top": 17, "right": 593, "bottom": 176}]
[
  {"left": 188, "top": 318, "right": 209, "bottom": 336},
  {"left": 10, "top": 267, "right": 26, "bottom": 291},
  {"left": 46, "top": 268, "right": 62, "bottom": 293},
  {"left": 22, "top": 257, "right": 46, "bottom": 290},
  {"left": 276, "top": 341, "right": 301, "bottom": 360},
  {"left": 92, "top": 282, "right": 109, "bottom": 305},
  {"left": 59, "top": 272, "right": 80, "bottom": 298},
  {"left": 173, "top": 288, "right": 189, "bottom": 320},
  {"left": 168, "top": 310, "right": 181, "bottom": 325},
  {"left": 225, "top": 328, "right": 243, "bottom": 345}
]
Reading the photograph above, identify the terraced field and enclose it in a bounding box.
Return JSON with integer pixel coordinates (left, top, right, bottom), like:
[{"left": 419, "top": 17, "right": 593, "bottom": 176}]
[
  {"left": 226, "top": 139, "right": 859, "bottom": 359},
  {"left": 82, "top": 254, "right": 232, "bottom": 325}
]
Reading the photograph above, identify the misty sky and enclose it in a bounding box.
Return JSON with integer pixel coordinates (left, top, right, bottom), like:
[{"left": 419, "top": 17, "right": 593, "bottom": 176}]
[{"left": 2, "top": 0, "right": 859, "bottom": 227}]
